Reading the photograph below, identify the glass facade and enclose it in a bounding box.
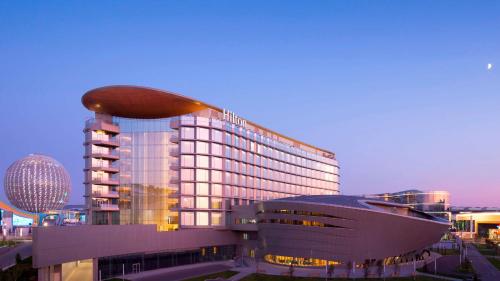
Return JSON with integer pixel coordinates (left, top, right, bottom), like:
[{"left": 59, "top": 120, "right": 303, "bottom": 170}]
[
  {"left": 114, "top": 117, "right": 179, "bottom": 231},
  {"left": 369, "top": 190, "right": 451, "bottom": 220}
]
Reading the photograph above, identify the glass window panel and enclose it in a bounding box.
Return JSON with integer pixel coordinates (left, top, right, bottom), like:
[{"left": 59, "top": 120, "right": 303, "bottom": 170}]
[
  {"left": 211, "top": 157, "right": 222, "bottom": 170},
  {"left": 196, "top": 127, "right": 210, "bottom": 140},
  {"left": 181, "top": 155, "right": 194, "bottom": 167},
  {"left": 196, "top": 141, "right": 209, "bottom": 154},
  {"left": 211, "top": 129, "right": 222, "bottom": 142},
  {"left": 211, "top": 143, "right": 222, "bottom": 156},
  {"left": 211, "top": 170, "right": 222, "bottom": 183},
  {"left": 181, "top": 141, "right": 195, "bottom": 153},
  {"left": 181, "top": 196, "right": 194, "bottom": 208},
  {"left": 196, "top": 183, "right": 209, "bottom": 195},
  {"left": 212, "top": 184, "right": 222, "bottom": 196},
  {"left": 181, "top": 169, "right": 194, "bottom": 181},
  {"left": 196, "top": 169, "right": 209, "bottom": 181},
  {"left": 196, "top": 197, "right": 209, "bottom": 209},
  {"left": 196, "top": 212, "right": 209, "bottom": 226},
  {"left": 196, "top": 155, "right": 209, "bottom": 168},
  {"left": 181, "top": 183, "right": 194, "bottom": 195},
  {"left": 211, "top": 197, "right": 222, "bottom": 209},
  {"left": 181, "top": 127, "right": 195, "bottom": 139},
  {"left": 211, "top": 212, "right": 222, "bottom": 225},
  {"left": 181, "top": 212, "right": 194, "bottom": 226}
]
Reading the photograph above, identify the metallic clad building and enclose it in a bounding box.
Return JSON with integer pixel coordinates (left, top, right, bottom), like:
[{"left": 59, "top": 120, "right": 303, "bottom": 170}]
[
  {"left": 83, "top": 85, "right": 340, "bottom": 230},
  {"left": 4, "top": 154, "right": 71, "bottom": 213},
  {"left": 231, "top": 196, "right": 449, "bottom": 266}
]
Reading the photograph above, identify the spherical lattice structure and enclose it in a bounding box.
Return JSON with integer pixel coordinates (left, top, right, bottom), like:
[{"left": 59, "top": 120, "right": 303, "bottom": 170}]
[{"left": 3, "top": 154, "right": 71, "bottom": 213}]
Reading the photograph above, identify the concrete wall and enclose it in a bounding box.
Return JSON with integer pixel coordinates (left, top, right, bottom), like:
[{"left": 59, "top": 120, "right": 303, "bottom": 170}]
[{"left": 33, "top": 225, "right": 239, "bottom": 268}]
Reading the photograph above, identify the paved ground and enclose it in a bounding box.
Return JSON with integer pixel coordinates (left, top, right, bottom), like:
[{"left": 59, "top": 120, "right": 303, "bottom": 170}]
[
  {"left": 0, "top": 242, "right": 32, "bottom": 270},
  {"left": 126, "top": 262, "right": 232, "bottom": 281},
  {"left": 466, "top": 243, "right": 500, "bottom": 281}
]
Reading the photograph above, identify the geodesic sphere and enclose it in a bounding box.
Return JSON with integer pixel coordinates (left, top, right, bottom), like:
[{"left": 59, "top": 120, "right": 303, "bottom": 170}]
[{"left": 3, "top": 154, "right": 71, "bottom": 213}]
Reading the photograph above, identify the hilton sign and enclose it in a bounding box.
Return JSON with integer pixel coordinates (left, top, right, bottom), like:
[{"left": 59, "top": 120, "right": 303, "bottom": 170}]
[{"left": 223, "top": 109, "right": 247, "bottom": 127}]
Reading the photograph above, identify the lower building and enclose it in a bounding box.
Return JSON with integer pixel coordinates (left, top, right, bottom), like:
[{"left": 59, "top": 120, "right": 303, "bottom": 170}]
[
  {"left": 0, "top": 200, "right": 35, "bottom": 237},
  {"left": 451, "top": 207, "right": 500, "bottom": 240},
  {"left": 33, "top": 195, "right": 449, "bottom": 281}
]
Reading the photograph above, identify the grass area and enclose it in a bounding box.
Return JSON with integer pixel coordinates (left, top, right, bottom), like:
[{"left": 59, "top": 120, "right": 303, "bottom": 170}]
[
  {"left": 181, "top": 270, "right": 239, "bottom": 281},
  {"left": 239, "top": 273, "right": 448, "bottom": 281},
  {"left": 0, "top": 240, "right": 19, "bottom": 247},
  {"left": 487, "top": 257, "right": 500, "bottom": 270},
  {"left": 430, "top": 248, "right": 460, "bottom": 256},
  {"left": 474, "top": 243, "right": 498, "bottom": 256}
]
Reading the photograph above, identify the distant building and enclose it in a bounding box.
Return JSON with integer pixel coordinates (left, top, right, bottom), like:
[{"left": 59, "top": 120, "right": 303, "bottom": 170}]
[
  {"left": 450, "top": 206, "right": 500, "bottom": 240},
  {"left": 0, "top": 200, "right": 35, "bottom": 237},
  {"left": 367, "top": 189, "right": 451, "bottom": 220}
]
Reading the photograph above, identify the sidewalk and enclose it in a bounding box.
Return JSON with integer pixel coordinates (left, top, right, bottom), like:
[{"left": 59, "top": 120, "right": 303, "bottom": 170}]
[{"left": 466, "top": 243, "right": 500, "bottom": 281}]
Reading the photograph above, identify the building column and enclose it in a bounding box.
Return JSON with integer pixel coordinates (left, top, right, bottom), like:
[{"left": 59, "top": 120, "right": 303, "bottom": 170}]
[{"left": 93, "top": 258, "right": 99, "bottom": 281}]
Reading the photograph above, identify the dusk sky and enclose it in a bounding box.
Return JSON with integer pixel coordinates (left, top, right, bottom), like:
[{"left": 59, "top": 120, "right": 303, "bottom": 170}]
[{"left": 1, "top": 1, "right": 499, "bottom": 207}]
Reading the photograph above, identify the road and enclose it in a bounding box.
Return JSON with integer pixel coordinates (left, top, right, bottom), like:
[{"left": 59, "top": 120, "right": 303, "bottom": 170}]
[
  {"left": 0, "top": 241, "right": 32, "bottom": 270},
  {"left": 466, "top": 243, "right": 500, "bottom": 281}
]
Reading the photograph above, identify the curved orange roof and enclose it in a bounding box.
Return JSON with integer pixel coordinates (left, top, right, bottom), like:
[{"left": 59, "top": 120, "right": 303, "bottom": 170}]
[
  {"left": 82, "top": 85, "right": 213, "bottom": 119},
  {"left": 82, "top": 85, "right": 335, "bottom": 157}
]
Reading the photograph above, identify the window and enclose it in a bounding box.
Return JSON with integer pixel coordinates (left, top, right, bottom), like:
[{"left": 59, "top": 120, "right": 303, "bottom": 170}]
[
  {"left": 211, "top": 143, "right": 222, "bottom": 156},
  {"left": 196, "top": 212, "right": 209, "bottom": 226},
  {"left": 196, "top": 183, "right": 209, "bottom": 195},
  {"left": 181, "top": 196, "right": 194, "bottom": 208},
  {"left": 211, "top": 197, "right": 223, "bottom": 209},
  {"left": 196, "top": 155, "right": 209, "bottom": 168},
  {"left": 196, "top": 127, "right": 210, "bottom": 140},
  {"left": 211, "top": 157, "right": 222, "bottom": 170},
  {"left": 196, "top": 197, "right": 209, "bottom": 209},
  {"left": 212, "top": 129, "right": 222, "bottom": 142},
  {"left": 196, "top": 169, "right": 209, "bottom": 181},
  {"left": 181, "top": 212, "right": 194, "bottom": 226},
  {"left": 181, "top": 183, "right": 194, "bottom": 195},
  {"left": 211, "top": 170, "right": 222, "bottom": 183},
  {"left": 181, "top": 127, "right": 195, "bottom": 139},
  {"left": 181, "top": 141, "right": 195, "bottom": 153},
  {"left": 211, "top": 212, "right": 223, "bottom": 225},
  {"left": 181, "top": 155, "right": 194, "bottom": 167},
  {"left": 196, "top": 141, "right": 209, "bottom": 154},
  {"left": 225, "top": 146, "right": 231, "bottom": 158},
  {"left": 225, "top": 133, "right": 231, "bottom": 145},
  {"left": 212, "top": 184, "right": 222, "bottom": 196},
  {"left": 181, "top": 169, "right": 194, "bottom": 181}
]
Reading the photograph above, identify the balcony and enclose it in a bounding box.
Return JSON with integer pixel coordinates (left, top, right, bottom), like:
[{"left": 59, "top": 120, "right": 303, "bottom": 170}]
[
  {"left": 88, "top": 166, "right": 120, "bottom": 174},
  {"left": 169, "top": 177, "right": 180, "bottom": 185},
  {"left": 169, "top": 149, "right": 179, "bottom": 157},
  {"left": 85, "top": 139, "right": 120, "bottom": 148},
  {"left": 85, "top": 152, "right": 120, "bottom": 161},
  {"left": 85, "top": 178, "right": 119, "bottom": 186},
  {"left": 170, "top": 119, "right": 179, "bottom": 129},
  {"left": 92, "top": 191, "right": 120, "bottom": 199},
  {"left": 85, "top": 118, "right": 120, "bottom": 134},
  {"left": 93, "top": 203, "right": 119, "bottom": 211},
  {"left": 169, "top": 135, "right": 179, "bottom": 143}
]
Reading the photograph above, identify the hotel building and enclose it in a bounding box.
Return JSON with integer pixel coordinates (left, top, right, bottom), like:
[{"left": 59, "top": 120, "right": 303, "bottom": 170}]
[
  {"left": 82, "top": 85, "right": 340, "bottom": 230},
  {"left": 33, "top": 86, "right": 449, "bottom": 281}
]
